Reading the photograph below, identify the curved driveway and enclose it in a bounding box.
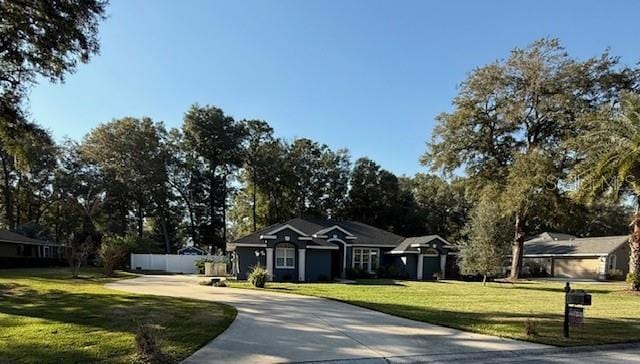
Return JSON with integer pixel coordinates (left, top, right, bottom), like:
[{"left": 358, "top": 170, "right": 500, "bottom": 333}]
[{"left": 107, "top": 275, "right": 548, "bottom": 363}]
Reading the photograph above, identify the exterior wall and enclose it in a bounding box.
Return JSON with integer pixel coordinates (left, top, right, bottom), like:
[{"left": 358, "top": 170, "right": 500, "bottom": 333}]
[
  {"left": 388, "top": 240, "right": 454, "bottom": 280},
  {"left": 305, "top": 249, "right": 332, "bottom": 281},
  {"left": 272, "top": 241, "right": 298, "bottom": 281},
  {"left": 611, "top": 243, "right": 631, "bottom": 277},
  {"left": 378, "top": 247, "right": 394, "bottom": 267},
  {"left": 391, "top": 254, "right": 418, "bottom": 279},
  {"left": 523, "top": 257, "right": 553, "bottom": 276},
  {"left": 265, "top": 228, "right": 308, "bottom": 281},
  {"left": 325, "top": 228, "right": 353, "bottom": 277},
  {"left": 236, "top": 247, "right": 266, "bottom": 280},
  {"left": 0, "top": 242, "right": 19, "bottom": 257},
  {"left": 553, "top": 257, "right": 601, "bottom": 279}
]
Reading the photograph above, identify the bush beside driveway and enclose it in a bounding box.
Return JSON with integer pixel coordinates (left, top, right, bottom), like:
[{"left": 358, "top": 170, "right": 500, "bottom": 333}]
[{"left": 227, "top": 279, "right": 640, "bottom": 346}]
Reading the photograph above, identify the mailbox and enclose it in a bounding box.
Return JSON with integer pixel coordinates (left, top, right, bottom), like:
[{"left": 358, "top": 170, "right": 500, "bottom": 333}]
[{"left": 567, "top": 290, "right": 592, "bottom": 306}]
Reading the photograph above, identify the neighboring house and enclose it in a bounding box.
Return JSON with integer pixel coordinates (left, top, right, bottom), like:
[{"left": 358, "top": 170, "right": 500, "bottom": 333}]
[
  {"left": 227, "top": 218, "right": 456, "bottom": 281},
  {"left": 523, "top": 232, "right": 630, "bottom": 280},
  {"left": 177, "top": 246, "right": 206, "bottom": 255},
  {"left": 0, "top": 230, "right": 63, "bottom": 259}
]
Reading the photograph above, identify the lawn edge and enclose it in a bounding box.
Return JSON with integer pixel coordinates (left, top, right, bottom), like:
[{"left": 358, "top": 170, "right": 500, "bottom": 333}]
[{"left": 225, "top": 282, "right": 639, "bottom": 348}]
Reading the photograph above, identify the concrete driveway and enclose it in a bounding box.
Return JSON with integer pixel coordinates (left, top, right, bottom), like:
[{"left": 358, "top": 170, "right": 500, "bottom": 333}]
[{"left": 107, "top": 275, "right": 552, "bottom": 363}]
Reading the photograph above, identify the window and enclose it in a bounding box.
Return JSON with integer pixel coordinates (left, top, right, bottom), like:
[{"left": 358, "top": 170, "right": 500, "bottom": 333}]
[
  {"left": 608, "top": 254, "right": 617, "bottom": 270},
  {"left": 352, "top": 248, "right": 379, "bottom": 273},
  {"left": 276, "top": 243, "right": 295, "bottom": 269}
]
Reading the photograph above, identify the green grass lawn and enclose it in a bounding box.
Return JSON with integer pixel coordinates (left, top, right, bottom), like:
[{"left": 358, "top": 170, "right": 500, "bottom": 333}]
[
  {"left": 228, "top": 279, "right": 640, "bottom": 346},
  {"left": 0, "top": 268, "right": 236, "bottom": 364}
]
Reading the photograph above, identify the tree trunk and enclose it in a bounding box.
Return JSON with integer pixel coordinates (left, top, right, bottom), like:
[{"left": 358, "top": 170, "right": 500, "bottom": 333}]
[
  {"left": 137, "top": 199, "right": 144, "bottom": 238},
  {"left": 222, "top": 175, "right": 228, "bottom": 248},
  {"left": 482, "top": 274, "right": 487, "bottom": 286},
  {"left": 209, "top": 174, "right": 217, "bottom": 244},
  {"left": 159, "top": 211, "right": 171, "bottom": 254},
  {"left": 509, "top": 213, "right": 526, "bottom": 281},
  {"left": 252, "top": 167, "right": 257, "bottom": 232},
  {"left": 630, "top": 212, "right": 640, "bottom": 291},
  {"left": 0, "top": 154, "right": 14, "bottom": 229},
  {"left": 120, "top": 200, "right": 128, "bottom": 236}
]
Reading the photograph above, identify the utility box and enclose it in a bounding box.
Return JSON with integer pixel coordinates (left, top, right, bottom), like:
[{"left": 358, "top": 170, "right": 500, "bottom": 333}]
[{"left": 204, "top": 262, "right": 227, "bottom": 277}]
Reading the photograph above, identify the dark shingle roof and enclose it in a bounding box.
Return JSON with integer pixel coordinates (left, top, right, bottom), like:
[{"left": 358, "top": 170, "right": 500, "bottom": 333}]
[
  {"left": 526, "top": 232, "right": 578, "bottom": 243},
  {"left": 389, "top": 235, "right": 450, "bottom": 253},
  {"left": 0, "top": 230, "right": 56, "bottom": 246},
  {"left": 232, "top": 218, "right": 405, "bottom": 247},
  {"left": 524, "top": 235, "right": 627, "bottom": 256}
]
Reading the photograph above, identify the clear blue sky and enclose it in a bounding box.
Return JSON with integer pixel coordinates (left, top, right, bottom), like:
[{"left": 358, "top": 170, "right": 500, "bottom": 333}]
[{"left": 28, "top": 0, "right": 640, "bottom": 176}]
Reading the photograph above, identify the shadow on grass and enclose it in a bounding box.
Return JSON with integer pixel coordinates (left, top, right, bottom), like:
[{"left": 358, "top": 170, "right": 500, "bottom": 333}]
[
  {"left": 352, "top": 279, "right": 407, "bottom": 287},
  {"left": 0, "top": 276, "right": 236, "bottom": 364},
  {"left": 339, "top": 299, "right": 640, "bottom": 346},
  {"left": 0, "top": 342, "right": 103, "bottom": 364},
  {"left": 490, "top": 284, "right": 623, "bottom": 295}
]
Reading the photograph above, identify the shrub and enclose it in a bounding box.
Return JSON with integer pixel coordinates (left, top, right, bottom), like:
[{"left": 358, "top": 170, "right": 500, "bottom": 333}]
[
  {"left": 134, "top": 323, "right": 166, "bottom": 364},
  {"left": 345, "top": 267, "right": 373, "bottom": 279},
  {"left": 214, "top": 280, "right": 227, "bottom": 287},
  {"left": 248, "top": 265, "right": 269, "bottom": 288},
  {"left": 523, "top": 318, "right": 538, "bottom": 337},
  {"left": 99, "top": 234, "right": 135, "bottom": 276},
  {"left": 194, "top": 255, "right": 229, "bottom": 274},
  {"left": 607, "top": 269, "right": 625, "bottom": 280},
  {"left": 316, "top": 274, "right": 329, "bottom": 282},
  {"left": 377, "top": 265, "right": 410, "bottom": 279},
  {"left": 627, "top": 273, "right": 640, "bottom": 290},
  {"left": 523, "top": 261, "right": 549, "bottom": 278}
]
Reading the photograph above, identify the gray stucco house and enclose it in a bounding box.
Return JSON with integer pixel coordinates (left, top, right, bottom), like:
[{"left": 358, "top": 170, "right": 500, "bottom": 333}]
[{"left": 227, "top": 218, "right": 457, "bottom": 281}]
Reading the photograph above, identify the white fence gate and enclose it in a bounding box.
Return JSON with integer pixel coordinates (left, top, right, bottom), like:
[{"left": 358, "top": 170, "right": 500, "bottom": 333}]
[{"left": 130, "top": 254, "right": 203, "bottom": 274}]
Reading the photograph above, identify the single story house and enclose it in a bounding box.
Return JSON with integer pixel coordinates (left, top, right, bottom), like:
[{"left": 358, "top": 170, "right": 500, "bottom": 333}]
[
  {"left": 0, "top": 230, "right": 62, "bottom": 259},
  {"left": 227, "top": 218, "right": 457, "bottom": 281},
  {"left": 523, "top": 232, "right": 630, "bottom": 280}
]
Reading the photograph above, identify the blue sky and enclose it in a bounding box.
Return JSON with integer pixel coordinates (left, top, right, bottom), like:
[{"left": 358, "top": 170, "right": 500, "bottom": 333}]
[{"left": 28, "top": 0, "right": 640, "bottom": 176}]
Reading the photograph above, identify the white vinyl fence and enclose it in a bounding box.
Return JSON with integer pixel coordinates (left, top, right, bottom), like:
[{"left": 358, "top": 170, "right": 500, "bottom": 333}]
[{"left": 130, "top": 254, "right": 204, "bottom": 274}]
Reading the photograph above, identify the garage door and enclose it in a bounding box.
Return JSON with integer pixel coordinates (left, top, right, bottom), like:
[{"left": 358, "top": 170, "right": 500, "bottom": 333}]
[
  {"left": 422, "top": 256, "right": 440, "bottom": 280},
  {"left": 554, "top": 258, "right": 601, "bottom": 279}
]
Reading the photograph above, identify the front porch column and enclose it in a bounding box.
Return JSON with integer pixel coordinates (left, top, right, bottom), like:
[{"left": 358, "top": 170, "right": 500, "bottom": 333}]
[
  {"left": 440, "top": 254, "right": 447, "bottom": 279},
  {"left": 298, "top": 249, "right": 306, "bottom": 281},
  {"left": 417, "top": 254, "right": 424, "bottom": 280},
  {"left": 266, "top": 248, "right": 274, "bottom": 280}
]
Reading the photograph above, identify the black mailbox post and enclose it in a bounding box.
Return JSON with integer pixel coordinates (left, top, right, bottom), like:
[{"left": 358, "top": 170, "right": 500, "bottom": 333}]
[{"left": 564, "top": 282, "right": 592, "bottom": 338}]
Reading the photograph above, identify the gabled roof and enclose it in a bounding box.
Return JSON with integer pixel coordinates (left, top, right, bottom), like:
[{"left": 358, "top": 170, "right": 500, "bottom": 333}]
[
  {"left": 0, "top": 230, "right": 57, "bottom": 246},
  {"left": 524, "top": 235, "right": 628, "bottom": 256},
  {"left": 231, "top": 218, "right": 405, "bottom": 247},
  {"left": 526, "top": 232, "right": 578, "bottom": 244},
  {"left": 389, "top": 235, "right": 451, "bottom": 254}
]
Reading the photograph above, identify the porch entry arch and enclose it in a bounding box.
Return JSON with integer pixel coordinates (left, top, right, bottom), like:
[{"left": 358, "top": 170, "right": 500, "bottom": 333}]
[{"left": 327, "top": 238, "right": 348, "bottom": 278}]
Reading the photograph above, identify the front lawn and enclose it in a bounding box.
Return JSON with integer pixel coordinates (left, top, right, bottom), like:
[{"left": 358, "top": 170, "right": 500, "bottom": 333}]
[
  {"left": 228, "top": 279, "right": 639, "bottom": 346},
  {"left": 0, "top": 268, "right": 236, "bottom": 364}
]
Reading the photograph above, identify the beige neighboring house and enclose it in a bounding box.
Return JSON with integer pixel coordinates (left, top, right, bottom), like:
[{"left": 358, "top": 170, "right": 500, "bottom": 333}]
[{"left": 523, "top": 232, "right": 630, "bottom": 280}]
